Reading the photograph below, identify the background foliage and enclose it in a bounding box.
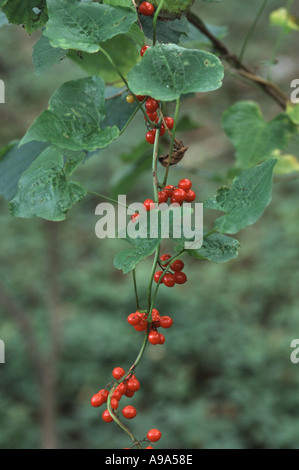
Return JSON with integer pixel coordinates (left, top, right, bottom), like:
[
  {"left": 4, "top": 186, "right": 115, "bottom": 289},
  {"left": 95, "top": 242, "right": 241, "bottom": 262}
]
[{"left": 0, "top": 0, "right": 299, "bottom": 449}]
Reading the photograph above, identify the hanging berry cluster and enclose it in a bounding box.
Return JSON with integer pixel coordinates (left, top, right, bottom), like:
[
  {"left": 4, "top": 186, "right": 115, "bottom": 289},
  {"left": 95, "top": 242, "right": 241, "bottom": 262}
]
[
  {"left": 91, "top": 366, "right": 162, "bottom": 448},
  {"left": 127, "top": 308, "right": 173, "bottom": 344},
  {"left": 154, "top": 254, "right": 187, "bottom": 287}
]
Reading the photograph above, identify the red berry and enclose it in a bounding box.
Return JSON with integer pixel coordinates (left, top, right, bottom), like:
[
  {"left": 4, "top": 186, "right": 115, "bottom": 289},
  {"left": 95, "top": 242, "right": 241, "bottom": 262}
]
[
  {"left": 146, "top": 129, "right": 156, "bottom": 144},
  {"left": 140, "top": 45, "right": 150, "bottom": 57},
  {"left": 146, "top": 446, "right": 154, "bottom": 449},
  {"left": 126, "top": 379, "right": 140, "bottom": 392},
  {"left": 162, "top": 273, "right": 176, "bottom": 287},
  {"left": 170, "top": 260, "right": 184, "bottom": 272},
  {"left": 178, "top": 178, "right": 192, "bottom": 191},
  {"left": 159, "top": 124, "right": 166, "bottom": 136},
  {"left": 98, "top": 389, "right": 109, "bottom": 402},
  {"left": 143, "top": 199, "right": 155, "bottom": 211},
  {"left": 145, "top": 98, "right": 159, "bottom": 113},
  {"left": 110, "top": 397, "right": 119, "bottom": 410},
  {"left": 172, "top": 188, "right": 187, "bottom": 203},
  {"left": 158, "top": 191, "right": 169, "bottom": 204},
  {"left": 160, "top": 254, "right": 171, "bottom": 264},
  {"left": 146, "top": 111, "right": 158, "bottom": 122},
  {"left": 174, "top": 271, "right": 187, "bottom": 285},
  {"left": 185, "top": 189, "right": 196, "bottom": 202},
  {"left": 136, "top": 95, "right": 147, "bottom": 101},
  {"left": 134, "top": 319, "right": 148, "bottom": 331},
  {"left": 102, "top": 409, "right": 114, "bottom": 423},
  {"left": 122, "top": 405, "right": 137, "bottom": 419},
  {"left": 147, "top": 429, "right": 162, "bottom": 442},
  {"left": 160, "top": 315, "right": 173, "bottom": 328},
  {"left": 112, "top": 367, "right": 125, "bottom": 380},
  {"left": 148, "top": 330, "right": 161, "bottom": 345},
  {"left": 125, "top": 389, "right": 135, "bottom": 398},
  {"left": 90, "top": 393, "right": 105, "bottom": 408},
  {"left": 131, "top": 212, "right": 140, "bottom": 222},
  {"left": 164, "top": 117, "right": 174, "bottom": 129},
  {"left": 112, "top": 389, "right": 122, "bottom": 401},
  {"left": 116, "top": 382, "right": 127, "bottom": 395},
  {"left": 139, "top": 2, "right": 155, "bottom": 16},
  {"left": 154, "top": 270, "right": 164, "bottom": 283},
  {"left": 164, "top": 185, "right": 175, "bottom": 197},
  {"left": 158, "top": 333, "right": 166, "bottom": 344},
  {"left": 127, "top": 313, "right": 141, "bottom": 326}
]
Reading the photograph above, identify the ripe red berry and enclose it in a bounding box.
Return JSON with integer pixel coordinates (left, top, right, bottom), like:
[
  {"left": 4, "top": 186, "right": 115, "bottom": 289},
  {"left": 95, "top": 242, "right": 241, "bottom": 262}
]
[
  {"left": 162, "top": 273, "right": 176, "bottom": 287},
  {"left": 102, "top": 409, "right": 114, "bottom": 423},
  {"left": 116, "top": 382, "right": 127, "bottom": 395},
  {"left": 145, "top": 98, "right": 159, "bottom": 113},
  {"left": 178, "top": 178, "right": 192, "bottom": 191},
  {"left": 164, "top": 117, "right": 174, "bottom": 129},
  {"left": 158, "top": 333, "right": 166, "bottom": 344},
  {"left": 112, "top": 367, "right": 125, "bottom": 380},
  {"left": 110, "top": 397, "right": 119, "bottom": 410},
  {"left": 146, "top": 111, "right": 158, "bottom": 122},
  {"left": 139, "top": 2, "right": 155, "bottom": 16},
  {"left": 143, "top": 199, "right": 155, "bottom": 211},
  {"left": 164, "top": 185, "right": 175, "bottom": 197},
  {"left": 136, "top": 94, "right": 147, "bottom": 102},
  {"left": 146, "top": 129, "right": 156, "bottom": 144},
  {"left": 148, "top": 330, "right": 161, "bottom": 345},
  {"left": 170, "top": 259, "right": 184, "bottom": 272},
  {"left": 125, "top": 389, "right": 135, "bottom": 398},
  {"left": 172, "top": 188, "right": 187, "bottom": 204},
  {"left": 90, "top": 393, "right": 105, "bottom": 408},
  {"left": 154, "top": 270, "right": 164, "bottom": 283},
  {"left": 140, "top": 45, "right": 150, "bottom": 56},
  {"left": 185, "top": 189, "right": 196, "bottom": 202},
  {"left": 147, "top": 429, "right": 162, "bottom": 442},
  {"left": 158, "top": 191, "right": 169, "bottom": 204},
  {"left": 174, "top": 271, "right": 187, "bottom": 285},
  {"left": 98, "top": 389, "right": 109, "bottom": 402},
  {"left": 127, "top": 313, "right": 141, "bottom": 326},
  {"left": 134, "top": 319, "right": 148, "bottom": 331},
  {"left": 126, "top": 379, "right": 140, "bottom": 392},
  {"left": 122, "top": 405, "right": 137, "bottom": 419},
  {"left": 160, "top": 315, "right": 173, "bottom": 328},
  {"left": 159, "top": 123, "right": 166, "bottom": 136},
  {"left": 160, "top": 254, "right": 172, "bottom": 264}
]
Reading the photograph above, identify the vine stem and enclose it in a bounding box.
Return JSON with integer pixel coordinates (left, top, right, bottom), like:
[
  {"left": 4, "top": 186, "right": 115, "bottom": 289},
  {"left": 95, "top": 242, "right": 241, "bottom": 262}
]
[
  {"left": 153, "top": 0, "right": 165, "bottom": 45},
  {"left": 132, "top": 268, "right": 140, "bottom": 310},
  {"left": 97, "top": 45, "right": 151, "bottom": 124},
  {"left": 239, "top": 0, "right": 268, "bottom": 63},
  {"left": 87, "top": 190, "right": 129, "bottom": 209},
  {"left": 162, "top": 97, "right": 180, "bottom": 188}
]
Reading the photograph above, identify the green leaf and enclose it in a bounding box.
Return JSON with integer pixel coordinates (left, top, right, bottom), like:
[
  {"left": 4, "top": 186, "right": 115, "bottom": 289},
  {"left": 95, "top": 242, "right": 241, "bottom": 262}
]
[
  {"left": 114, "top": 237, "right": 160, "bottom": 274},
  {"left": 68, "top": 34, "right": 140, "bottom": 84},
  {"left": 44, "top": 0, "right": 137, "bottom": 53},
  {"left": 9, "top": 146, "right": 87, "bottom": 221},
  {"left": 33, "top": 34, "right": 67, "bottom": 76},
  {"left": 20, "top": 76, "right": 119, "bottom": 152},
  {"left": 127, "top": 44, "right": 224, "bottom": 101},
  {"left": 222, "top": 101, "right": 297, "bottom": 169},
  {"left": 177, "top": 232, "right": 240, "bottom": 263},
  {"left": 1, "top": 0, "right": 48, "bottom": 32},
  {"left": 204, "top": 159, "right": 277, "bottom": 234},
  {"left": 0, "top": 10, "right": 9, "bottom": 26},
  {"left": 140, "top": 15, "right": 189, "bottom": 44},
  {"left": 0, "top": 141, "right": 49, "bottom": 200}
]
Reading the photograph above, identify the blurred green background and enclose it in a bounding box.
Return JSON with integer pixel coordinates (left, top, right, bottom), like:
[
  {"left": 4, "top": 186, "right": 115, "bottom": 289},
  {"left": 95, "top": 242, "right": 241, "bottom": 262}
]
[{"left": 1, "top": 0, "right": 299, "bottom": 449}]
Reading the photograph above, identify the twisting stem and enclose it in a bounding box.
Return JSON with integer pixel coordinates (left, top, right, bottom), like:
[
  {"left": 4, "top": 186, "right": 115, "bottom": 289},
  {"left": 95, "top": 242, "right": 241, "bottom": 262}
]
[
  {"left": 162, "top": 97, "right": 180, "bottom": 187},
  {"left": 132, "top": 268, "right": 140, "bottom": 310}
]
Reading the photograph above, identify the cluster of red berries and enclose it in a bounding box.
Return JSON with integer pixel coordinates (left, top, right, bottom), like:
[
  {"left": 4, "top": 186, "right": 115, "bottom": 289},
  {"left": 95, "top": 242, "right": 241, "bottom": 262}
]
[
  {"left": 154, "top": 254, "right": 187, "bottom": 287},
  {"left": 127, "top": 308, "right": 173, "bottom": 345},
  {"left": 91, "top": 366, "right": 162, "bottom": 447},
  {"left": 138, "top": 2, "right": 155, "bottom": 16},
  {"left": 159, "top": 178, "right": 196, "bottom": 205}
]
